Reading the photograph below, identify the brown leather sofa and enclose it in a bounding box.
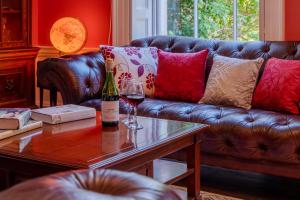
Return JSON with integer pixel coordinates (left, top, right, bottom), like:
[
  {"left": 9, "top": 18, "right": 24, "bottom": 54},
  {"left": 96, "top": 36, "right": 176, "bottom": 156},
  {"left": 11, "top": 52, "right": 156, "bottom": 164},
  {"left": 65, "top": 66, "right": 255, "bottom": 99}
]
[
  {"left": 0, "top": 169, "right": 181, "bottom": 200},
  {"left": 38, "top": 36, "right": 300, "bottom": 179}
]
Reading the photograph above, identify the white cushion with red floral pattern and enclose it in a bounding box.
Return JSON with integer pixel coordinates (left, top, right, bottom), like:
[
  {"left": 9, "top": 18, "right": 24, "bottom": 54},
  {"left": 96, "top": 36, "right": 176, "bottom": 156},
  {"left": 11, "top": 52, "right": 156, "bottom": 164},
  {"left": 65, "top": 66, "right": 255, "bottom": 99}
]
[{"left": 100, "top": 45, "right": 158, "bottom": 97}]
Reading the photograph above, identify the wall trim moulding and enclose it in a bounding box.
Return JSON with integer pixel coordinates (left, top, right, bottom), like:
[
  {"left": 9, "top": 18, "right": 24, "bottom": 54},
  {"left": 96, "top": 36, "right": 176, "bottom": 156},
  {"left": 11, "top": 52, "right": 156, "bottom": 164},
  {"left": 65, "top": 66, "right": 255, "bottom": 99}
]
[{"left": 36, "top": 46, "right": 99, "bottom": 61}]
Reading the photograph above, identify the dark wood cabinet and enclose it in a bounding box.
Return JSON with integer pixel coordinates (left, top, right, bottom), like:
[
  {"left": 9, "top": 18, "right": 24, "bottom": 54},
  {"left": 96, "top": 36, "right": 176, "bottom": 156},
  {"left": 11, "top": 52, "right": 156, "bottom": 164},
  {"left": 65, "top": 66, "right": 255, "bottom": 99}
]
[
  {"left": 0, "top": 0, "right": 31, "bottom": 49},
  {"left": 0, "top": 48, "right": 39, "bottom": 107},
  {"left": 0, "top": 0, "right": 38, "bottom": 108}
]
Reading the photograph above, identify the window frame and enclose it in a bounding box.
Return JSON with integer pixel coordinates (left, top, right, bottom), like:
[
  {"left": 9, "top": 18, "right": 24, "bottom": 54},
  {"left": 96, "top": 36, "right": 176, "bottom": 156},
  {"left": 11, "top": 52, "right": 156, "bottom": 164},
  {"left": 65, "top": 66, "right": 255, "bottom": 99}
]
[
  {"left": 114, "top": 0, "right": 268, "bottom": 44},
  {"left": 155, "top": 0, "right": 260, "bottom": 41}
]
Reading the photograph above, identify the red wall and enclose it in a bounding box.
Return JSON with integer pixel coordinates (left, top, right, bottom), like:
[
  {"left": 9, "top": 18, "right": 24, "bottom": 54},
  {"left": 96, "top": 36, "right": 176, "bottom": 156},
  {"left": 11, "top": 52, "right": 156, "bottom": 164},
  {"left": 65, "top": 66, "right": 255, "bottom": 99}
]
[
  {"left": 32, "top": 0, "right": 112, "bottom": 48},
  {"left": 285, "top": 0, "right": 300, "bottom": 41}
]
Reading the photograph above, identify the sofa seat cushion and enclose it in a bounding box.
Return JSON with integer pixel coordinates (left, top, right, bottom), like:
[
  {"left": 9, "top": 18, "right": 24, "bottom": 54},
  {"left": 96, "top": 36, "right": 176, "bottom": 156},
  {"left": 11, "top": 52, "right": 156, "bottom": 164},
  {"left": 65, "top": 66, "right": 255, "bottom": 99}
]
[
  {"left": 137, "top": 98, "right": 300, "bottom": 164},
  {"left": 80, "top": 98, "right": 300, "bottom": 164}
]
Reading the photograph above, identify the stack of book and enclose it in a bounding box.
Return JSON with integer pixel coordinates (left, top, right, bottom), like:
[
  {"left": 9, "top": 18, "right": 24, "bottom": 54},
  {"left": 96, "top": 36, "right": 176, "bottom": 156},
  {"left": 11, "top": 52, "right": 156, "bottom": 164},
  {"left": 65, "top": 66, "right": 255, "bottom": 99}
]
[
  {"left": 0, "top": 105, "right": 96, "bottom": 141},
  {"left": 0, "top": 108, "right": 42, "bottom": 140}
]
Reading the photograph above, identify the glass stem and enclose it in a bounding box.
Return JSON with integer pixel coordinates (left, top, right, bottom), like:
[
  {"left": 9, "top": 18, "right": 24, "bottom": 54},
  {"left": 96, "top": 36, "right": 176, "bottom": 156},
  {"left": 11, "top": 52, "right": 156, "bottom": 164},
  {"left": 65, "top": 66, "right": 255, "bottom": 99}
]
[
  {"left": 127, "top": 103, "right": 131, "bottom": 122},
  {"left": 133, "top": 106, "right": 138, "bottom": 125}
]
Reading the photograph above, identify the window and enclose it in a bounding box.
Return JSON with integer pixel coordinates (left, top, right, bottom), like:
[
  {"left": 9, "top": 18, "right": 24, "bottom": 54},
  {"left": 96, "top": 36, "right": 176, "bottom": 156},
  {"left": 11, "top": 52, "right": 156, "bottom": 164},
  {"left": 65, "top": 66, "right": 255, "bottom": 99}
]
[
  {"left": 124, "top": 0, "right": 282, "bottom": 43},
  {"left": 165, "top": 0, "right": 260, "bottom": 41}
]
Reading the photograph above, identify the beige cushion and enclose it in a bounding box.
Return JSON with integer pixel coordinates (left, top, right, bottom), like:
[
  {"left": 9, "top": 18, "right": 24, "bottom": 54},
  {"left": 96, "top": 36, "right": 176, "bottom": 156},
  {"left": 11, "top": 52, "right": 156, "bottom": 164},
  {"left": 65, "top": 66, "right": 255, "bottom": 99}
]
[{"left": 200, "top": 55, "right": 264, "bottom": 109}]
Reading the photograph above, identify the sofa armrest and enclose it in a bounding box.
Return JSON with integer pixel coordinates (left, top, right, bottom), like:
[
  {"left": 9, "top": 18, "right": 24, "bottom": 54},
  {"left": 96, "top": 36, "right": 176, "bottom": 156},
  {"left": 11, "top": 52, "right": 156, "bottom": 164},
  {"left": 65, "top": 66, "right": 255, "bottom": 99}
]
[{"left": 37, "top": 51, "right": 106, "bottom": 105}]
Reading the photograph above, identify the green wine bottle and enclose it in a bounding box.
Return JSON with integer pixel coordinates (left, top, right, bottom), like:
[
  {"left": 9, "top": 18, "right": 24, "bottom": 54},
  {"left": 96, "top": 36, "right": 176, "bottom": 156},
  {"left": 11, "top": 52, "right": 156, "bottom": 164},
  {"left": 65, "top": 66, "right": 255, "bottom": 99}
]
[{"left": 101, "top": 58, "right": 119, "bottom": 126}]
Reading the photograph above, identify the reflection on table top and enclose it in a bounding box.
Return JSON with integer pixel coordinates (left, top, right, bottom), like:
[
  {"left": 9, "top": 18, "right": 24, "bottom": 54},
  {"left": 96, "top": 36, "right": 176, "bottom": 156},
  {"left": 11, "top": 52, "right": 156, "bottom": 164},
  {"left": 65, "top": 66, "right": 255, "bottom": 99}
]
[{"left": 0, "top": 112, "right": 207, "bottom": 168}]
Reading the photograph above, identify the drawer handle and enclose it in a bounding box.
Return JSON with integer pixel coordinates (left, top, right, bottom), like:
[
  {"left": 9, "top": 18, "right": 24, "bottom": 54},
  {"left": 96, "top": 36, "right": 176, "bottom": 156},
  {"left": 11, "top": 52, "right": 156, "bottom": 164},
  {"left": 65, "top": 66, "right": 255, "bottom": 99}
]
[{"left": 5, "top": 79, "right": 14, "bottom": 91}]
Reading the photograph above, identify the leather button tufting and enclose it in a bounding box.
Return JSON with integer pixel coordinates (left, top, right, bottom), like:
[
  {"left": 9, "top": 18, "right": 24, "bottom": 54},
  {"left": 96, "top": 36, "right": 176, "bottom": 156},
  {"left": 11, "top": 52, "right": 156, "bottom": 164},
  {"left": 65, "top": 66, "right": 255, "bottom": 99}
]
[
  {"left": 290, "top": 49, "right": 297, "bottom": 56},
  {"left": 86, "top": 61, "right": 94, "bottom": 68},
  {"left": 247, "top": 118, "right": 254, "bottom": 122},
  {"left": 213, "top": 45, "right": 219, "bottom": 51},
  {"left": 280, "top": 121, "right": 289, "bottom": 126},
  {"left": 263, "top": 45, "right": 270, "bottom": 53},
  {"left": 258, "top": 143, "right": 268, "bottom": 152},
  {"left": 190, "top": 44, "right": 196, "bottom": 50},
  {"left": 158, "top": 106, "right": 165, "bottom": 111},
  {"left": 185, "top": 110, "right": 192, "bottom": 115},
  {"left": 148, "top": 40, "right": 154, "bottom": 46},
  {"left": 85, "top": 79, "right": 92, "bottom": 88},
  {"left": 168, "top": 40, "right": 175, "bottom": 48},
  {"left": 224, "top": 139, "right": 234, "bottom": 147}
]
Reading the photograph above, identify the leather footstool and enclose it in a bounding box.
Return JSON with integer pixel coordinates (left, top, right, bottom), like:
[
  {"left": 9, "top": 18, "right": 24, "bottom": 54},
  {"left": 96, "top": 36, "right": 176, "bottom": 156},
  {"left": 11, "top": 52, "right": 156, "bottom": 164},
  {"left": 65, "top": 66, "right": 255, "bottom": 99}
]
[{"left": 0, "top": 169, "right": 181, "bottom": 200}]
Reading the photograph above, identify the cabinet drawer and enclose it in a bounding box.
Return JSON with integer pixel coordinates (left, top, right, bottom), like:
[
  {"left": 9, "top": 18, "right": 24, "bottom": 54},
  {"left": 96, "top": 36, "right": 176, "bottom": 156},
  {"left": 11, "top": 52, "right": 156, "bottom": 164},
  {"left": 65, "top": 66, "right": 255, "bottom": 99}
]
[
  {"left": 0, "top": 67, "right": 26, "bottom": 104},
  {"left": 0, "top": 48, "right": 38, "bottom": 108}
]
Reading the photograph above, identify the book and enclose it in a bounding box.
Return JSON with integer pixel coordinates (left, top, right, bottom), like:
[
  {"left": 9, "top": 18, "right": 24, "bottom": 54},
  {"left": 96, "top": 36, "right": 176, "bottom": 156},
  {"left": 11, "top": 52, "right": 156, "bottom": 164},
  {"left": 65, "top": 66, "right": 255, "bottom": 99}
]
[
  {"left": 31, "top": 104, "right": 96, "bottom": 124},
  {"left": 0, "top": 120, "right": 42, "bottom": 140},
  {"left": 0, "top": 108, "right": 31, "bottom": 130}
]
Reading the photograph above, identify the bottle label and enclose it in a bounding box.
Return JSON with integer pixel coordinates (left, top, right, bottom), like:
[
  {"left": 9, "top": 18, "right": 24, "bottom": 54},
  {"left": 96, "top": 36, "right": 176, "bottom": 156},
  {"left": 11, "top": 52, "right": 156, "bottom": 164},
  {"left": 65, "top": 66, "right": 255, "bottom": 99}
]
[{"left": 101, "top": 101, "right": 119, "bottom": 122}]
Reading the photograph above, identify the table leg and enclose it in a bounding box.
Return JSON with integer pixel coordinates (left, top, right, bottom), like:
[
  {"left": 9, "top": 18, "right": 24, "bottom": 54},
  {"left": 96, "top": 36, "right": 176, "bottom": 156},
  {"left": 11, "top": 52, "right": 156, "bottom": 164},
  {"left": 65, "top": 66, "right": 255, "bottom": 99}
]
[
  {"left": 39, "top": 87, "right": 44, "bottom": 108},
  {"left": 186, "top": 139, "right": 201, "bottom": 200},
  {"left": 147, "top": 161, "right": 154, "bottom": 177},
  {"left": 50, "top": 88, "right": 57, "bottom": 107}
]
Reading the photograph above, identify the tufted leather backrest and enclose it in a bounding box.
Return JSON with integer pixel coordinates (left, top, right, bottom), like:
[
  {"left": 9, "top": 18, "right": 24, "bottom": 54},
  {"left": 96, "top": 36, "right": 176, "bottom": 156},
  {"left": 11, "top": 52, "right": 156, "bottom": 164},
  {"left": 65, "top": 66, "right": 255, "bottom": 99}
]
[
  {"left": 37, "top": 51, "right": 105, "bottom": 104},
  {"left": 38, "top": 35, "right": 300, "bottom": 105},
  {"left": 130, "top": 35, "right": 300, "bottom": 79}
]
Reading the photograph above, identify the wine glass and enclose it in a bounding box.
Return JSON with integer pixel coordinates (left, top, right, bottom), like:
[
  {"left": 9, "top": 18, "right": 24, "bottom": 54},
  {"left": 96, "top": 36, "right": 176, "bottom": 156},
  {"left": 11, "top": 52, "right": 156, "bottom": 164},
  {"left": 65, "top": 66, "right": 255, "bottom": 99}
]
[
  {"left": 119, "top": 77, "right": 132, "bottom": 125},
  {"left": 125, "top": 80, "right": 145, "bottom": 130}
]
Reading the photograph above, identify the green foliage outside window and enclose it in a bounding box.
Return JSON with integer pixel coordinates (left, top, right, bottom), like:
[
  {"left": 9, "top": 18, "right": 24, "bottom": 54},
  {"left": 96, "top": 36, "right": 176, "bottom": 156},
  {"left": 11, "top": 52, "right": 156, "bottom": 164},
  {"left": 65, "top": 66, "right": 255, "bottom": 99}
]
[
  {"left": 167, "top": 0, "right": 259, "bottom": 41},
  {"left": 237, "top": 0, "right": 259, "bottom": 41}
]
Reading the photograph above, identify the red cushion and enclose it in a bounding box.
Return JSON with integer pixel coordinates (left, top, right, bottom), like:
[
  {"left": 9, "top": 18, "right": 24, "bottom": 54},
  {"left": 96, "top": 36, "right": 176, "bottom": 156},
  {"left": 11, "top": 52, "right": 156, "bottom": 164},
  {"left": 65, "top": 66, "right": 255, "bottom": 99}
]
[
  {"left": 252, "top": 58, "right": 300, "bottom": 114},
  {"left": 154, "top": 49, "right": 209, "bottom": 103}
]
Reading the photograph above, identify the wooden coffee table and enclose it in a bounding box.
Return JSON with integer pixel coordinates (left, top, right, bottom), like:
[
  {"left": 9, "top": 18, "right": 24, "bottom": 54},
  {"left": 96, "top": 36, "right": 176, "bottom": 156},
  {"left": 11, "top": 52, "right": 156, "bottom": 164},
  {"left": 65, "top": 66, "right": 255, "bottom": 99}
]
[{"left": 0, "top": 112, "right": 208, "bottom": 199}]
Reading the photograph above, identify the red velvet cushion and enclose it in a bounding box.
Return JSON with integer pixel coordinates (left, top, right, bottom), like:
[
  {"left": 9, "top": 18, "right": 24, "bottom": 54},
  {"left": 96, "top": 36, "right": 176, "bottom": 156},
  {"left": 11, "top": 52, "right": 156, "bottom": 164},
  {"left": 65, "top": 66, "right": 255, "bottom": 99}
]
[
  {"left": 154, "top": 49, "right": 209, "bottom": 102},
  {"left": 252, "top": 58, "right": 300, "bottom": 114}
]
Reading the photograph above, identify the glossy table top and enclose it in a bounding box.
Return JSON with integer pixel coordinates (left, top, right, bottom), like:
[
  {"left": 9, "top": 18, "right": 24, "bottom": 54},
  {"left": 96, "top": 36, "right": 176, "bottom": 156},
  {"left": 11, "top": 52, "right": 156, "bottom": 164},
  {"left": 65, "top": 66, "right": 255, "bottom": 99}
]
[{"left": 0, "top": 113, "right": 207, "bottom": 169}]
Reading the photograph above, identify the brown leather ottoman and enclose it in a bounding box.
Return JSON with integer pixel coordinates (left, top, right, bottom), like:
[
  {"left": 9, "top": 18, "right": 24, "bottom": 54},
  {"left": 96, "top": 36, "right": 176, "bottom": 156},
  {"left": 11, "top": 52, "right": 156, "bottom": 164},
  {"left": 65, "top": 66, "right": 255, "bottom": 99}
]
[{"left": 0, "top": 169, "right": 181, "bottom": 200}]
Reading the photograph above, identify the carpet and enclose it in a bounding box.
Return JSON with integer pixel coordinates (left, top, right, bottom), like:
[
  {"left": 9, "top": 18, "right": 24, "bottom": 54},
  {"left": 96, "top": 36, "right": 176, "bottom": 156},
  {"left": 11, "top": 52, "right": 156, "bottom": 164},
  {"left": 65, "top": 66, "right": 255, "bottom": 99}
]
[
  {"left": 201, "top": 191, "right": 243, "bottom": 200},
  {"left": 171, "top": 186, "right": 243, "bottom": 200}
]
